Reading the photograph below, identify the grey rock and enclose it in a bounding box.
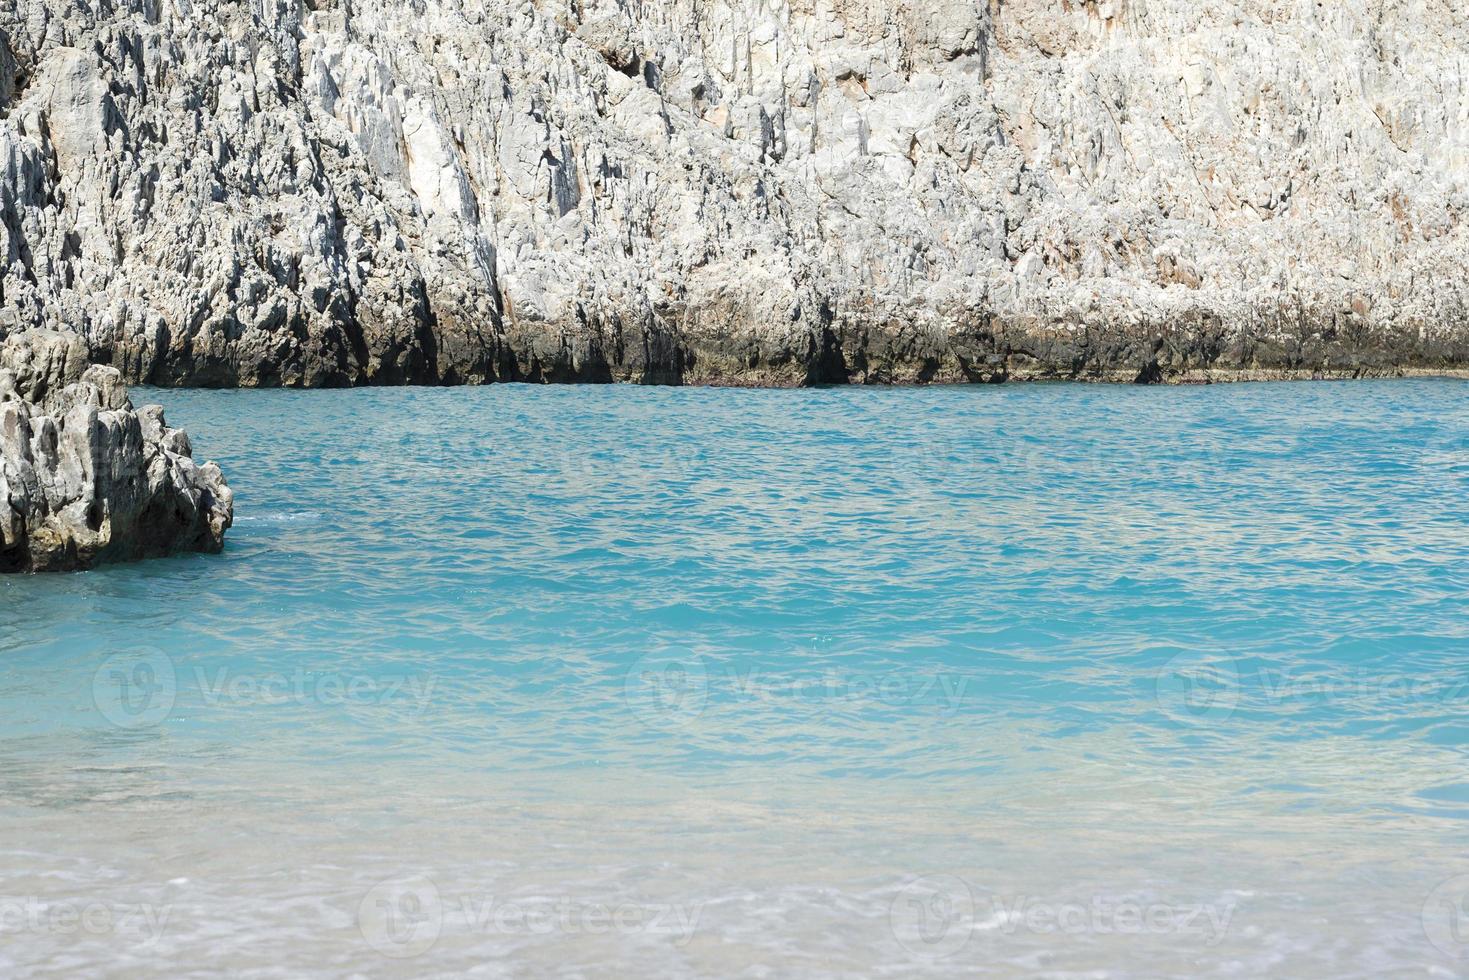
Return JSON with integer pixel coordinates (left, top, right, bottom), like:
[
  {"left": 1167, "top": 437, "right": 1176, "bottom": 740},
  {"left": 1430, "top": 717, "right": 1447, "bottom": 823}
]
[
  {"left": 1, "top": 1, "right": 1468, "bottom": 385},
  {"left": 0, "top": 331, "right": 233, "bottom": 572}
]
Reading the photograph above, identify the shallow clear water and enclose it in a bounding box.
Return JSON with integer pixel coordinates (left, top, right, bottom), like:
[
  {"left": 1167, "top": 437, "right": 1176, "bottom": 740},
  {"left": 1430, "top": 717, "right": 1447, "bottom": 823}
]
[{"left": 2, "top": 380, "right": 1468, "bottom": 977}]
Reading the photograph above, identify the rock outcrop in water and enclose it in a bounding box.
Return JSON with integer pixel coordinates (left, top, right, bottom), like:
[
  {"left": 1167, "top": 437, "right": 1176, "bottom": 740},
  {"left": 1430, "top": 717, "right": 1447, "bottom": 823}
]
[
  {"left": 2, "top": 1, "right": 1468, "bottom": 385},
  {"left": 0, "top": 331, "right": 232, "bottom": 572}
]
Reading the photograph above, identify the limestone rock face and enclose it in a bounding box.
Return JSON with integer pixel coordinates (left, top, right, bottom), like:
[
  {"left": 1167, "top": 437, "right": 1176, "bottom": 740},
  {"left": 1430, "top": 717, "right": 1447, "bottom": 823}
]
[
  {"left": 2, "top": 1, "right": 1469, "bottom": 385},
  {"left": 0, "top": 331, "right": 232, "bottom": 572}
]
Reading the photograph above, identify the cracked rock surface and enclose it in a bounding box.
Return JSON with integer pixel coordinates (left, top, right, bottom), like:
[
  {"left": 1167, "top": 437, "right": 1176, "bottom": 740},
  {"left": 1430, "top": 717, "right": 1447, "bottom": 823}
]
[
  {"left": 0, "top": 330, "right": 232, "bottom": 572},
  {"left": 2, "top": 0, "right": 1468, "bottom": 385}
]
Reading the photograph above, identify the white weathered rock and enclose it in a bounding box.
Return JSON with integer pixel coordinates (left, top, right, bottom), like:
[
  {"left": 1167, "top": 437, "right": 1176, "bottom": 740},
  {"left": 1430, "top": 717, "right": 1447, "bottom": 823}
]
[
  {"left": 0, "top": 331, "right": 232, "bottom": 572},
  {"left": 2, "top": 1, "right": 1468, "bottom": 384}
]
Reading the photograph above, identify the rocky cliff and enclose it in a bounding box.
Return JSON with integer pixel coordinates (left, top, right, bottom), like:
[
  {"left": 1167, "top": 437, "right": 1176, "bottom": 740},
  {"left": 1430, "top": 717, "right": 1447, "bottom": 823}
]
[
  {"left": 2, "top": 0, "right": 1468, "bottom": 386},
  {"left": 0, "top": 330, "right": 232, "bottom": 571}
]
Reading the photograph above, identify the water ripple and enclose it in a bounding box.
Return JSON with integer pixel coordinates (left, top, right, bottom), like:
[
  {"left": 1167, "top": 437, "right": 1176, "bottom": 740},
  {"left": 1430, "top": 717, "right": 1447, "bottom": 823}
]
[{"left": 0, "top": 380, "right": 1465, "bottom": 975}]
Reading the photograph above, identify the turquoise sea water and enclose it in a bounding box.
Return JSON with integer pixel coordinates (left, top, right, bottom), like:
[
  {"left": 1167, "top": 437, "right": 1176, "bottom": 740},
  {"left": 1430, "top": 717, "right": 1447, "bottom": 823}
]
[{"left": 1, "top": 380, "right": 1468, "bottom": 976}]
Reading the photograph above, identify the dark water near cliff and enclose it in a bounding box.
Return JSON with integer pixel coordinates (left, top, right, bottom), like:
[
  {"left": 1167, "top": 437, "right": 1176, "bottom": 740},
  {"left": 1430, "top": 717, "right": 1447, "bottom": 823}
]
[{"left": 1, "top": 380, "right": 1467, "bottom": 976}]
